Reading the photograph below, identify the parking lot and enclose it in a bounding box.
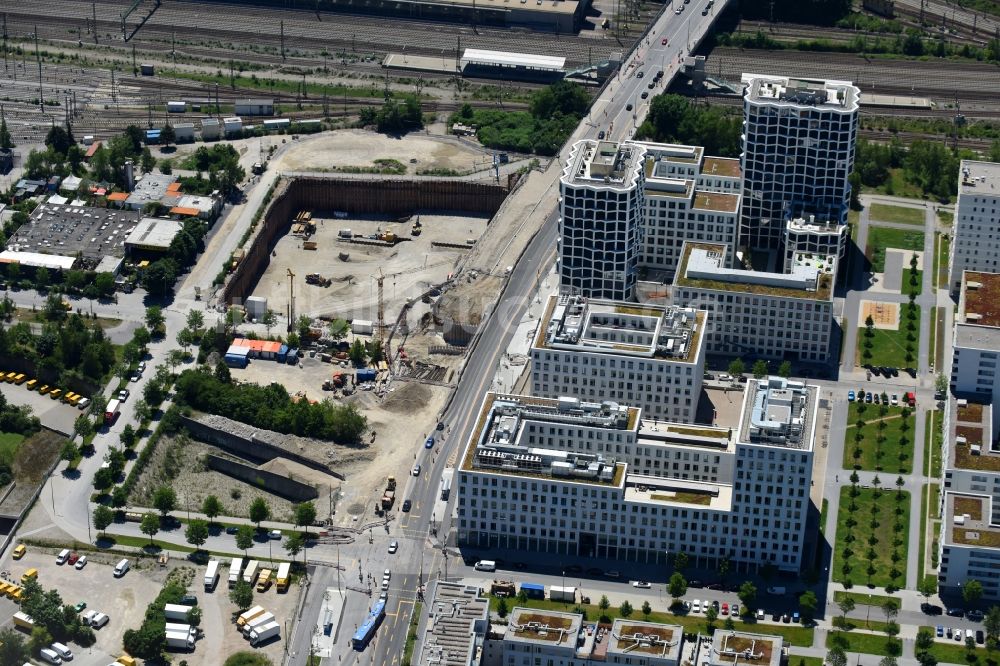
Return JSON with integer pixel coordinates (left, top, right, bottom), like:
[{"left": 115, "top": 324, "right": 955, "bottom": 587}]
[
  {"left": 0, "top": 545, "right": 301, "bottom": 664},
  {"left": 0, "top": 381, "right": 82, "bottom": 436}
]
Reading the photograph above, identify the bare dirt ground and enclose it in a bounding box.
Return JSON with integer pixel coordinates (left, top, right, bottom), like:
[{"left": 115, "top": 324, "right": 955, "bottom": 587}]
[
  {"left": 250, "top": 211, "right": 490, "bottom": 323},
  {"left": 276, "top": 129, "right": 493, "bottom": 174}
]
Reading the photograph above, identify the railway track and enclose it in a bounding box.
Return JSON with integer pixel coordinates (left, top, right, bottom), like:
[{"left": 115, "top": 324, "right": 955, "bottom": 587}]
[{"left": 893, "top": 0, "right": 1000, "bottom": 41}]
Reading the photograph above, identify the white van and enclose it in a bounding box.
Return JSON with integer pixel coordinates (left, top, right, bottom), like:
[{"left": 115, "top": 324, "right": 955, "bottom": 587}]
[
  {"left": 90, "top": 612, "right": 110, "bottom": 629},
  {"left": 113, "top": 558, "right": 130, "bottom": 577},
  {"left": 56, "top": 549, "right": 71, "bottom": 565},
  {"left": 38, "top": 648, "right": 62, "bottom": 664},
  {"left": 49, "top": 642, "right": 74, "bottom": 660},
  {"left": 474, "top": 560, "right": 496, "bottom": 572}
]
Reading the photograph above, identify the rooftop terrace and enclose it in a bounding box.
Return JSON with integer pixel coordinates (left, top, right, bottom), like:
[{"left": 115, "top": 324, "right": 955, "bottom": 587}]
[
  {"left": 693, "top": 192, "right": 740, "bottom": 214},
  {"left": 505, "top": 608, "right": 580, "bottom": 646},
  {"left": 949, "top": 397, "right": 999, "bottom": 471},
  {"left": 608, "top": 621, "right": 683, "bottom": 659},
  {"left": 960, "top": 271, "right": 1000, "bottom": 328},
  {"left": 701, "top": 157, "right": 741, "bottom": 179},
  {"left": 711, "top": 631, "right": 784, "bottom": 666},
  {"left": 944, "top": 492, "right": 1000, "bottom": 549},
  {"left": 563, "top": 140, "right": 645, "bottom": 190},
  {"left": 737, "top": 377, "right": 817, "bottom": 451},
  {"left": 536, "top": 295, "right": 704, "bottom": 363},
  {"left": 742, "top": 73, "right": 859, "bottom": 112},
  {"left": 624, "top": 475, "right": 733, "bottom": 510}
]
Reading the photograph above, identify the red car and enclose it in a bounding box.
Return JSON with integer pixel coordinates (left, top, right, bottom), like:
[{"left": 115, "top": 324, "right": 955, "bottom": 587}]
[
  {"left": 67, "top": 552, "right": 80, "bottom": 565},
  {"left": 661, "top": 37, "right": 668, "bottom": 45},
  {"left": 721, "top": 602, "right": 729, "bottom": 615}
]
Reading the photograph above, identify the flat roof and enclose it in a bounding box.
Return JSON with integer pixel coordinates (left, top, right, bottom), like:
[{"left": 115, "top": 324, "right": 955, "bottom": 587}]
[
  {"left": 0, "top": 250, "right": 76, "bottom": 270},
  {"left": 506, "top": 608, "right": 581, "bottom": 646},
  {"left": 959, "top": 160, "right": 1000, "bottom": 196},
  {"left": 675, "top": 242, "right": 834, "bottom": 301},
  {"left": 125, "top": 173, "right": 177, "bottom": 208},
  {"left": 417, "top": 581, "right": 489, "bottom": 666},
  {"left": 742, "top": 72, "right": 860, "bottom": 112},
  {"left": 6, "top": 203, "right": 141, "bottom": 261},
  {"left": 461, "top": 49, "right": 566, "bottom": 71},
  {"left": 701, "top": 157, "right": 741, "bottom": 179},
  {"left": 535, "top": 295, "right": 704, "bottom": 363},
  {"left": 961, "top": 271, "right": 1000, "bottom": 328},
  {"left": 563, "top": 140, "right": 645, "bottom": 191},
  {"left": 711, "top": 631, "right": 784, "bottom": 666},
  {"left": 737, "top": 377, "right": 817, "bottom": 451},
  {"left": 125, "top": 217, "right": 183, "bottom": 251},
  {"left": 943, "top": 492, "right": 1000, "bottom": 549},
  {"left": 608, "top": 620, "right": 684, "bottom": 659},
  {"left": 693, "top": 192, "right": 740, "bottom": 214},
  {"left": 948, "top": 397, "right": 998, "bottom": 472},
  {"left": 624, "top": 475, "right": 733, "bottom": 510}
]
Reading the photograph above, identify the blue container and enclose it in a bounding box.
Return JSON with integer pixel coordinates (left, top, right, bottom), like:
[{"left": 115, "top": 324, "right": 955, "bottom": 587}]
[
  {"left": 356, "top": 368, "right": 376, "bottom": 382},
  {"left": 286, "top": 349, "right": 299, "bottom": 364},
  {"left": 520, "top": 582, "right": 545, "bottom": 600},
  {"left": 276, "top": 345, "right": 289, "bottom": 362}
]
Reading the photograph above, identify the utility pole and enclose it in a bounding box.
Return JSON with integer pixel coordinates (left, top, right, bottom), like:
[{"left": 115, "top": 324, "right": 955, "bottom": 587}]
[
  {"left": 280, "top": 20, "right": 285, "bottom": 60},
  {"left": 3, "top": 14, "right": 7, "bottom": 73},
  {"left": 171, "top": 29, "right": 175, "bottom": 64},
  {"left": 286, "top": 268, "right": 295, "bottom": 333},
  {"left": 93, "top": 2, "right": 98, "bottom": 43},
  {"left": 132, "top": 44, "right": 137, "bottom": 74},
  {"left": 34, "top": 26, "right": 42, "bottom": 112}
]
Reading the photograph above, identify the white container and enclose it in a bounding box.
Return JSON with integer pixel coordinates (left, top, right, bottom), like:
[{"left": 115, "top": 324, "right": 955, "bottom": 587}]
[{"left": 167, "top": 101, "right": 187, "bottom": 113}]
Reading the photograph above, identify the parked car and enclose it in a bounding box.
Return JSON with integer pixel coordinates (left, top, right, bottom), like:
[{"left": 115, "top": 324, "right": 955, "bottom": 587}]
[
  {"left": 632, "top": 581, "right": 651, "bottom": 589},
  {"left": 641, "top": 91, "right": 649, "bottom": 99},
  {"left": 781, "top": 614, "right": 791, "bottom": 623},
  {"left": 268, "top": 530, "right": 282, "bottom": 540},
  {"left": 848, "top": 390, "right": 855, "bottom": 401},
  {"left": 388, "top": 541, "right": 398, "bottom": 554},
  {"left": 947, "top": 607, "right": 965, "bottom": 617},
  {"left": 732, "top": 604, "right": 740, "bottom": 616},
  {"left": 955, "top": 629, "right": 963, "bottom": 642},
  {"left": 721, "top": 603, "right": 729, "bottom": 615},
  {"left": 967, "top": 610, "right": 984, "bottom": 621},
  {"left": 67, "top": 552, "right": 80, "bottom": 565},
  {"left": 692, "top": 600, "right": 701, "bottom": 613},
  {"left": 757, "top": 609, "right": 765, "bottom": 620},
  {"left": 74, "top": 556, "right": 88, "bottom": 570},
  {"left": 226, "top": 526, "right": 239, "bottom": 534},
  {"left": 976, "top": 630, "right": 985, "bottom": 645},
  {"left": 626, "top": 104, "right": 633, "bottom": 111},
  {"left": 688, "top": 580, "right": 704, "bottom": 588},
  {"left": 118, "top": 389, "right": 129, "bottom": 402},
  {"left": 947, "top": 627, "right": 953, "bottom": 638},
  {"left": 792, "top": 612, "right": 801, "bottom": 623},
  {"left": 936, "top": 625, "right": 944, "bottom": 637},
  {"left": 891, "top": 394, "right": 899, "bottom": 406}
]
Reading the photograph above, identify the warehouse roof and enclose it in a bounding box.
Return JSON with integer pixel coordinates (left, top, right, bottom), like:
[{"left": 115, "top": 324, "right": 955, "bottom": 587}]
[
  {"left": 124, "top": 217, "right": 183, "bottom": 251},
  {"left": 461, "top": 49, "right": 565, "bottom": 72},
  {"left": 0, "top": 250, "right": 76, "bottom": 270}
]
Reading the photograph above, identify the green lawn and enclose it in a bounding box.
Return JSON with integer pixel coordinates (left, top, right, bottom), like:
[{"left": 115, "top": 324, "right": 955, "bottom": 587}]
[
  {"left": 487, "top": 595, "right": 815, "bottom": 646},
  {"left": 789, "top": 657, "right": 824, "bottom": 666},
  {"left": 856, "top": 303, "right": 921, "bottom": 371},
  {"left": 827, "top": 631, "right": 902, "bottom": 657},
  {"left": 821, "top": 499, "right": 829, "bottom": 535},
  {"left": 919, "top": 483, "right": 930, "bottom": 584},
  {"left": 936, "top": 209, "right": 954, "bottom": 225},
  {"left": 401, "top": 601, "right": 422, "bottom": 666},
  {"left": 833, "top": 591, "right": 900, "bottom": 610},
  {"left": 930, "top": 410, "right": 943, "bottom": 478},
  {"left": 903, "top": 268, "right": 923, "bottom": 296},
  {"left": 937, "top": 233, "right": 951, "bottom": 289},
  {"left": 917, "top": 628, "right": 1000, "bottom": 666},
  {"left": 843, "top": 402, "right": 917, "bottom": 473},
  {"left": 871, "top": 168, "right": 927, "bottom": 201},
  {"left": 870, "top": 203, "right": 926, "bottom": 226},
  {"left": 0, "top": 432, "right": 25, "bottom": 466},
  {"left": 867, "top": 227, "right": 926, "bottom": 272},
  {"left": 832, "top": 485, "right": 911, "bottom": 589}
]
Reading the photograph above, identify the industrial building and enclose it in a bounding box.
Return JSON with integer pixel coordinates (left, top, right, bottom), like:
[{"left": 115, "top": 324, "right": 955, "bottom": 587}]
[
  {"left": 740, "top": 73, "right": 859, "bottom": 259},
  {"left": 559, "top": 140, "right": 646, "bottom": 301},
  {"left": 235, "top": 99, "right": 275, "bottom": 116},
  {"left": 456, "top": 377, "right": 817, "bottom": 572},
  {"left": 124, "top": 173, "right": 178, "bottom": 211},
  {"left": 171, "top": 194, "right": 221, "bottom": 219},
  {"left": 6, "top": 201, "right": 142, "bottom": 261},
  {"left": 670, "top": 242, "right": 835, "bottom": 362},
  {"left": 0, "top": 250, "right": 76, "bottom": 271},
  {"left": 949, "top": 161, "right": 1000, "bottom": 292},
  {"left": 531, "top": 295, "right": 705, "bottom": 422},
  {"left": 124, "top": 218, "right": 184, "bottom": 254}
]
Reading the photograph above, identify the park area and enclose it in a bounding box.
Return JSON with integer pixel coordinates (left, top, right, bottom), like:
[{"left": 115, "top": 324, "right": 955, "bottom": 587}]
[
  {"left": 866, "top": 227, "right": 925, "bottom": 273},
  {"left": 869, "top": 203, "right": 925, "bottom": 226},
  {"left": 833, "top": 483, "right": 911, "bottom": 590},
  {"left": 856, "top": 301, "right": 921, "bottom": 371},
  {"left": 842, "top": 401, "right": 917, "bottom": 473}
]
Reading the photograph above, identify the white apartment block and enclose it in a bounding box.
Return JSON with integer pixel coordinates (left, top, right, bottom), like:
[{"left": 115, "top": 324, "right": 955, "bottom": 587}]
[
  {"left": 501, "top": 607, "right": 683, "bottom": 666},
  {"left": 670, "top": 242, "right": 835, "bottom": 361},
  {"left": 456, "top": 378, "right": 816, "bottom": 572},
  {"left": 949, "top": 161, "right": 1000, "bottom": 292},
  {"left": 784, "top": 215, "right": 849, "bottom": 273},
  {"left": 531, "top": 295, "right": 706, "bottom": 422},
  {"left": 939, "top": 397, "right": 1000, "bottom": 601},
  {"left": 740, "top": 73, "right": 859, "bottom": 255},
  {"left": 632, "top": 141, "right": 742, "bottom": 278},
  {"left": 950, "top": 271, "right": 1000, "bottom": 435},
  {"left": 559, "top": 140, "right": 646, "bottom": 301}
]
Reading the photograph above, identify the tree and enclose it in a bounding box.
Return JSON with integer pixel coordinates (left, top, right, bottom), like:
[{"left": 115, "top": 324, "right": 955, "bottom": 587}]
[
  {"left": 152, "top": 486, "right": 177, "bottom": 517},
  {"left": 133, "top": 399, "right": 152, "bottom": 425},
  {"left": 74, "top": 414, "right": 94, "bottom": 440},
  {"left": 752, "top": 359, "right": 769, "bottom": 379},
  {"left": 215, "top": 360, "right": 232, "bottom": 384},
  {"left": 880, "top": 657, "right": 898, "bottom": 666},
  {"left": 916, "top": 652, "right": 938, "bottom": 666},
  {"left": 140, "top": 147, "right": 156, "bottom": 173},
  {"left": 45, "top": 125, "right": 73, "bottom": 155},
  {"left": 668, "top": 572, "right": 687, "bottom": 601},
  {"left": 963, "top": 579, "right": 983, "bottom": 606},
  {"left": 799, "top": 591, "right": 818, "bottom": 622},
  {"left": 119, "top": 423, "right": 137, "bottom": 448},
  {"left": 29, "top": 625, "right": 54, "bottom": 659},
  {"left": 777, "top": 360, "right": 792, "bottom": 378},
  {"left": 140, "top": 512, "right": 160, "bottom": 545},
  {"left": 202, "top": 495, "right": 223, "bottom": 522},
  {"left": 599, "top": 595, "right": 610, "bottom": 613},
  {"left": 249, "top": 497, "right": 271, "bottom": 528},
  {"left": 262, "top": 309, "right": 278, "bottom": 336},
  {"left": 348, "top": 338, "right": 366, "bottom": 366},
  {"left": 93, "top": 505, "right": 114, "bottom": 536},
  {"left": 235, "top": 525, "right": 255, "bottom": 555},
  {"left": 145, "top": 306, "right": 165, "bottom": 334},
  {"left": 984, "top": 606, "right": 1000, "bottom": 642},
  {"left": 619, "top": 600, "right": 633, "bottom": 618},
  {"left": 186, "top": 310, "right": 205, "bottom": 331},
  {"left": 673, "top": 551, "right": 689, "bottom": 572},
  {"left": 0, "top": 627, "right": 29, "bottom": 664},
  {"left": 727, "top": 358, "right": 745, "bottom": 377},
  {"left": 497, "top": 596, "right": 509, "bottom": 619},
  {"left": 229, "top": 580, "right": 254, "bottom": 612},
  {"left": 881, "top": 600, "right": 899, "bottom": 625},
  {"left": 60, "top": 440, "right": 78, "bottom": 463},
  {"left": 284, "top": 532, "right": 305, "bottom": 562},
  {"left": 185, "top": 519, "right": 210, "bottom": 549},
  {"left": 294, "top": 501, "right": 317, "bottom": 535},
  {"left": 0, "top": 114, "right": 13, "bottom": 150},
  {"left": 738, "top": 581, "right": 757, "bottom": 610},
  {"left": 838, "top": 597, "right": 856, "bottom": 625},
  {"left": 934, "top": 373, "right": 948, "bottom": 396},
  {"left": 918, "top": 576, "right": 937, "bottom": 604},
  {"left": 641, "top": 600, "right": 651, "bottom": 618},
  {"left": 160, "top": 123, "right": 176, "bottom": 147},
  {"left": 916, "top": 627, "right": 935, "bottom": 652},
  {"left": 706, "top": 605, "right": 719, "bottom": 627}
]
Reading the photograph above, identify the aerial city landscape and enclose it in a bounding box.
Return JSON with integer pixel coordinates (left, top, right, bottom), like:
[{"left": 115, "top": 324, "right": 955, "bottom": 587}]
[{"left": 0, "top": 0, "right": 998, "bottom": 663}]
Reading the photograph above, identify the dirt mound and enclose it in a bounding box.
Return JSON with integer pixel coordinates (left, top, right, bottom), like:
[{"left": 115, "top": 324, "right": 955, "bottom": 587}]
[{"left": 380, "top": 382, "right": 432, "bottom": 414}]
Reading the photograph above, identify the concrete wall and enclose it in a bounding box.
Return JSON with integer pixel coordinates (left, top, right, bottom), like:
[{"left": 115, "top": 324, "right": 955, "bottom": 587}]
[
  {"left": 205, "top": 455, "right": 319, "bottom": 502},
  {"left": 179, "top": 415, "right": 345, "bottom": 480},
  {"left": 222, "top": 176, "right": 509, "bottom": 305}
]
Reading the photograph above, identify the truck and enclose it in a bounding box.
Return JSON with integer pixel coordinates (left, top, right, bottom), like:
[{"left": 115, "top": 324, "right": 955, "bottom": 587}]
[
  {"left": 440, "top": 469, "right": 453, "bottom": 500},
  {"left": 165, "top": 622, "right": 193, "bottom": 634},
  {"left": 381, "top": 490, "right": 395, "bottom": 511},
  {"left": 12, "top": 611, "right": 35, "bottom": 631},
  {"left": 242, "top": 612, "right": 275, "bottom": 637},
  {"left": 276, "top": 562, "right": 291, "bottom": 593},
  {"left": 104, "top": 398, "right": 121, "bottom": 424},
  {"left": 249, "top": 620, "right": 281, "bottom": 646},
  {"left": 236, "top": 605, "right": 266, "bottom": 628},
  {"left": 243, "top": 560, "right": 260, "bottom": 585},
  {"left": 256, "top": 569, "right": 273, "bottom": 592},
  {"left": 305, "top": 273, "right": 332, "bottom": 287},
  {"left": 204, "top": 559, "right": 220, "bottom": 591},
  {"left": 165, "top": 628, "right": 195, "bottom": 650},
  {"left": 490, "top": 580, "right": 516, "bottom": 597},
  {"left": 549, "top": 586, "right": 576, "bottom": 603},
  {"left": 387, "top": 476, "right": 396, "bottom": 491},
  {"left": 906, "top": 391, "right": 916, "bottom": 407},
  {"left": 338, "top": 228, "right": 352, "bottom": 238},
  {"left": 163, "top": 604, "right": 194, "bottom": 622},
  {"left": 228, "top": 558, "right": 244, "bottom": 588},
  {"left": 519, "top": 582, "right": 545, "bottom": 600}
]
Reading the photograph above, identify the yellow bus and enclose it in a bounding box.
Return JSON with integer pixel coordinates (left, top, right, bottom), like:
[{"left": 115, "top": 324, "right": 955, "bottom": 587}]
[
  {"left": 4, "top": 372, "right": 15, "bottom": 382},
  {"left": 25, "top": 379, "right": 37, "bottom": 391},
  {"left": 49, "top": 389, "right": 62, "bottom": 400},
  {"left": 13, "top": 373, "right": 25, "bottom": 384},
  {"left": 38, "top": 385, "right": 50, "bottom": 394}
]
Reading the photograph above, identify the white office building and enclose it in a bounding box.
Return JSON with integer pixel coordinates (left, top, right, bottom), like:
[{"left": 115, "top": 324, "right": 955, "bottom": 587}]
[
  {"left": 949, "top": 161, "right": 1000, "bottom": 292},
  {"left": 740, "top": 73, "right": 860, "bottom": 256},
  {"left": 416, "top": 581, "right": 490, "bottom": 666},
  {"left": 559, "top": 140, "right": 646, "bottom": 300},
  {"left": 456, "top": 377, "right": 816, "bottom": 572},
  {"left": 670, "top": 242, "right": 835, "bottom": 361},
  {"left": 531, "top": 295, "right": 706, "bottom": 422}
]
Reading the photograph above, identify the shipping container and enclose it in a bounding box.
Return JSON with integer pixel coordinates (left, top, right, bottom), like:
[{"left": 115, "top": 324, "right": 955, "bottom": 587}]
[
  {"left": 520, "top": 582, "right": 545, "bottom": 600},
  {"left": 167, "top": 101, "right": 187, "bottom": 113}
]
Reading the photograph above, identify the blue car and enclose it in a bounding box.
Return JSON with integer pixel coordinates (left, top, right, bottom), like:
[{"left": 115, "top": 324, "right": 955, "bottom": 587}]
[
  {"left": 425, "top": 437, "right": 435, "bottom": 449},
  {"left": 936, "top": 625, "right": 944, "bottom": 637},
  {"left": 848, "top": 390, "right": 855, "bottom": 402}
]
